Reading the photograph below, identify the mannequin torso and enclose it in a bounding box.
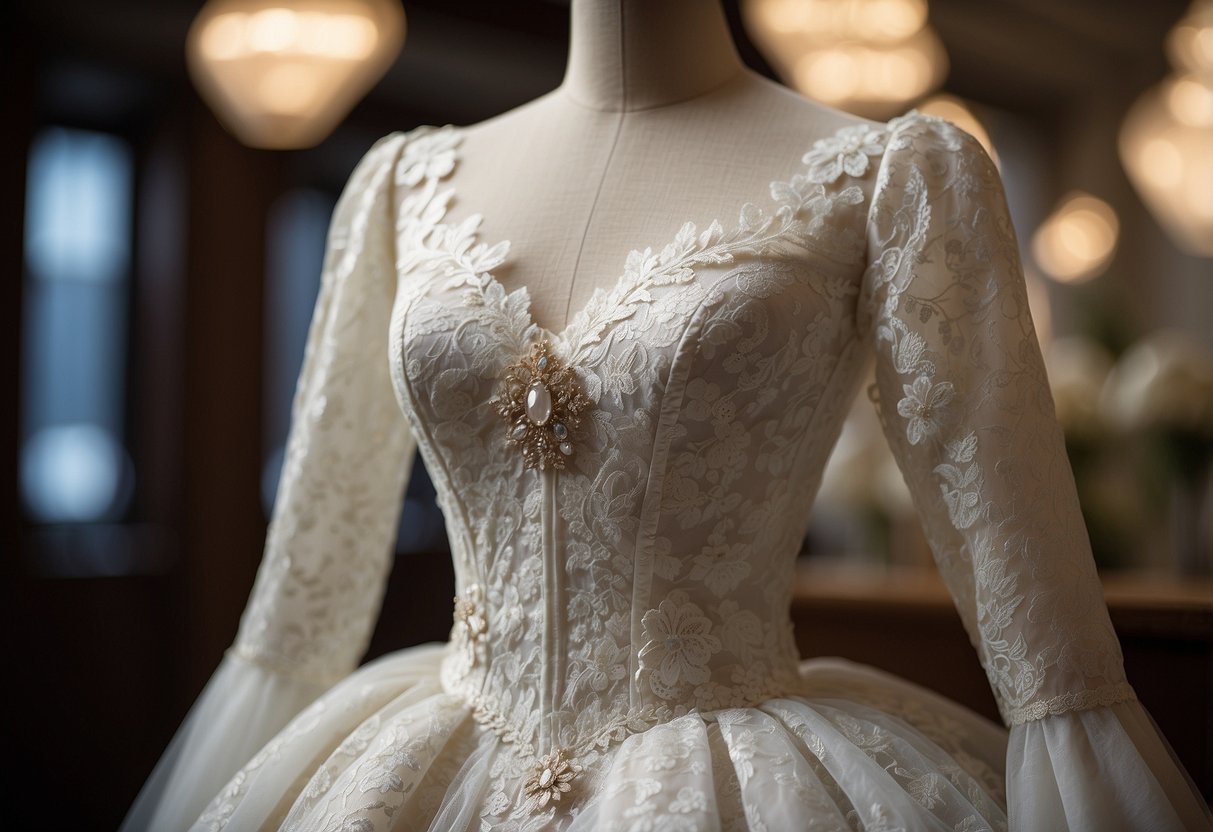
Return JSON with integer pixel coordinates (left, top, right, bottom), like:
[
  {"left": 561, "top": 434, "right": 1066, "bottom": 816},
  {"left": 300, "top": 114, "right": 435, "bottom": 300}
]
[{"left": 450, "top": 0, "right": 872, "bottom": 335}]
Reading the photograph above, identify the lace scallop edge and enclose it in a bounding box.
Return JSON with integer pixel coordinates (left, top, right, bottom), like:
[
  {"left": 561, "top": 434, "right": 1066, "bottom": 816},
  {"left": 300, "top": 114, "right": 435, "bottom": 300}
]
[
  {"left": 226, "top": 644, "right": 345, "bottom": 689},
  {"left": 445, "top": 670, "right": 814, "bottom": 762}
]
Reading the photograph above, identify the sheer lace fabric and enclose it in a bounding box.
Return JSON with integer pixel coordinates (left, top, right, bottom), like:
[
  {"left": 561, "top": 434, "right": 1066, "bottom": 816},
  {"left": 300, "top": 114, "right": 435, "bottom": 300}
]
[{"left": 123, "top": 113, "right": 1212, "bottom": 831}]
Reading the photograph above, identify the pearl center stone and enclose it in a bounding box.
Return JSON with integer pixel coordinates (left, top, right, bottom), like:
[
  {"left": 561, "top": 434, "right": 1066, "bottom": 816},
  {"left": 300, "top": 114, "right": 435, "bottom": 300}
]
[
  {"left": 538, "top": 768, "right": 554, "bottom": 788},
  {"left": 525, "top": 381, "right": 552, "bottom": 425}
]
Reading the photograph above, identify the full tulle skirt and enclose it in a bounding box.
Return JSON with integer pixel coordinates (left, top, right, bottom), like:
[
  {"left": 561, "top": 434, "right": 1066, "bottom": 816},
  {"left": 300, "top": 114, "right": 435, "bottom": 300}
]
[{"left": 185, "top": 644, "right": 1010, "bottom": 831}]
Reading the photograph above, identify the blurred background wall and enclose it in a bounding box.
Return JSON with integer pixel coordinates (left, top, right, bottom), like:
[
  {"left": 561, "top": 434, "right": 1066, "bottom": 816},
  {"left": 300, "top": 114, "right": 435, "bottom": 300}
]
[{"left": 1, "top": 1, "right": 1209, "bottom": 828}]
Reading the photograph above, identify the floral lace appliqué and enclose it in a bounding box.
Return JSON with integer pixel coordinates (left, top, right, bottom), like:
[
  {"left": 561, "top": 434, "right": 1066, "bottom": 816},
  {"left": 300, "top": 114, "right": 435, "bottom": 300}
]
[{"left": 802, "top": 122, "right": 890, "bottom": 184}]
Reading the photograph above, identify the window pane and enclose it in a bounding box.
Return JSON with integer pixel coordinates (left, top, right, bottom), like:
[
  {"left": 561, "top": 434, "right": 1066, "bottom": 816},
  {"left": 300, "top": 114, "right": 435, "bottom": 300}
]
[
  {"left": 260, "top": 186, "right": 448, "bottom": 556},
  {"left": 260, "top": 187, "right": 332, "bottom": 518},
  {"left": 21, "top": 127, "right": 135, "bottom": 524}
]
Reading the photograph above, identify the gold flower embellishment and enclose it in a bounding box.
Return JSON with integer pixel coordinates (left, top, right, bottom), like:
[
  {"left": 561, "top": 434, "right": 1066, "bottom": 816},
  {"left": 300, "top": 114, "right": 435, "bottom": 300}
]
[
  {"left": 491, "top": 339, "right": 591, "bottom": 470},
  {"left": 522, "top": 748, "right": 583, "bottom": 813}
]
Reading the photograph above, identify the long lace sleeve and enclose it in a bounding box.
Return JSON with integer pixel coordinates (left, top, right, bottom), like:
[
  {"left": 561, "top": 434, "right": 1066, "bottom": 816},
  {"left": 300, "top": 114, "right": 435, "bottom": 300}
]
[
  {"left": 122, "top": 132, "right": 418, "bottom": 831},
  {"left": 861, "top": 112, "right": 1212, "bottom": 831}
]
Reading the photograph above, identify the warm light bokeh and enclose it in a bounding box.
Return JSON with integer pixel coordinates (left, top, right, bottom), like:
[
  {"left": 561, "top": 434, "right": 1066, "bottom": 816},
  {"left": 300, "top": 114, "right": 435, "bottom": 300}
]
[{"left": 1031, "top": 192, "right": 1120, "bottom": 284}]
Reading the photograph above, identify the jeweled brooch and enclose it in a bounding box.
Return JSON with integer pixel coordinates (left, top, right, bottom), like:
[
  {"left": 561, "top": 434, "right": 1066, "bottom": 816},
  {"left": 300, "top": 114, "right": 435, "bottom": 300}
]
[{"left": 490, "top": 339, "right": 591, "bottom": 471}]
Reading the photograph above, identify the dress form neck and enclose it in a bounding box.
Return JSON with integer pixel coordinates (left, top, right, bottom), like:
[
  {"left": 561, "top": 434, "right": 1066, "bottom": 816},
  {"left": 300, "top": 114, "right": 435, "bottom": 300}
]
[
  {"left": 454, "top": 0, "right": 857, "bottom": 334},
  {"left": 559, "top": 0, "right": 745, "bottom": 112}
]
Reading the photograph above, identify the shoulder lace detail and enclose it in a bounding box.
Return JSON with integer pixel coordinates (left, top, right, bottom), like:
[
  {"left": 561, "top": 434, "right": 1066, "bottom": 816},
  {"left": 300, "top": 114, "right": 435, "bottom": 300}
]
[
  {"left": 397, "top": 126, "right": 459, "bottom": 185},
  {"left": 1004, "top": 682, "right": 1137, "bottom": 726},
  {"left": 801, "top": 120, "right": 890, "bottom": 183}
]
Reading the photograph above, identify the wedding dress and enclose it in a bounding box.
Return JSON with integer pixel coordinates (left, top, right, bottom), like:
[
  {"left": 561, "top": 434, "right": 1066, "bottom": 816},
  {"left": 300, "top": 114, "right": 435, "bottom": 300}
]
[{"left": 123, "top": 110, "right": 1212, "bottom": 831}]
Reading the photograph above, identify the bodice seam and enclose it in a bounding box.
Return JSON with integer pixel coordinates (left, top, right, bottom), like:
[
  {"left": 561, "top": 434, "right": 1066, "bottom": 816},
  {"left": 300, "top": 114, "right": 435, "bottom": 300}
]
[
  {"left": 389, "top": 229, "right": 484, "bottom": 600},
  {"left": 627, "top": 297, "right": 719, "bottom": 715}
]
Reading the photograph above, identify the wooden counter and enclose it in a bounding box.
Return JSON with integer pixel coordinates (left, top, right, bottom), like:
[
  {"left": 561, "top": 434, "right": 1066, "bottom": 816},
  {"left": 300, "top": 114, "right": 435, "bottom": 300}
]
[{"left": 790, "top": 560, "right": 1213, "bottom": 799}]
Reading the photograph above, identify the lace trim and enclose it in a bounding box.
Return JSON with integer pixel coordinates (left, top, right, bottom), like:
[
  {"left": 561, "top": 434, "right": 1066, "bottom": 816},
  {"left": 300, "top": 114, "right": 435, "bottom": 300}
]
[{"left": 1003, "top": 682, "right": 1137, "bottom": 726}]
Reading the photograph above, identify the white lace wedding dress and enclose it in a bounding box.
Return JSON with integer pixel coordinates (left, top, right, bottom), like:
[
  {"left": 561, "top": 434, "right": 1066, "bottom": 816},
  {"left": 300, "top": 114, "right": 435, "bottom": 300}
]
[{"left": 123, "top": 111, "right": 1212, "bottom": 832}]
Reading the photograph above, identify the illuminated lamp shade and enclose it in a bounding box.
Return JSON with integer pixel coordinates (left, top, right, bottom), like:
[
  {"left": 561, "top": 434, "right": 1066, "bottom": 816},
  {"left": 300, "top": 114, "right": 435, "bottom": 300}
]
[
  {"left": 742, "top": 0, "right": 947, "bottom": 118},
  {"left": 791, "top": 29, "right": 947, "bottom": 113},
  {"left": 1118, "top": 0, "right": 1213, "bottom": 257},
  {"left": 746, "top": 0, "right": 929, "bottom": 43},
  {"left": 187, "top": 0, "right": 405, "bottom": 150},
  {"left": 917, "top": 94, "right": 999, "bottom": 167},
  {"left": 1031, "top": 192, "right": 1120, "bottom": 284},
  {"left": 1167, "top": 0, "right": 1213, "bottom": 75}
]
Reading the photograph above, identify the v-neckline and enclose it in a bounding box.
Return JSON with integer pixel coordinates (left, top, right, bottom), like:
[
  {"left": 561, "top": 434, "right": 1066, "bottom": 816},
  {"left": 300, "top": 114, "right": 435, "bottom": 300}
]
[{"left": 407, "top": 116, "right": 892, "bottom": 363}]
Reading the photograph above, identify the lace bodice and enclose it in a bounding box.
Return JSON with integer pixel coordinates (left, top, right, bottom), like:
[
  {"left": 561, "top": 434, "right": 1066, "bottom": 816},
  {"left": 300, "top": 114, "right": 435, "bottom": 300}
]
[{"left": 230, "top": 109, "right": 1133, "bottom": 774}]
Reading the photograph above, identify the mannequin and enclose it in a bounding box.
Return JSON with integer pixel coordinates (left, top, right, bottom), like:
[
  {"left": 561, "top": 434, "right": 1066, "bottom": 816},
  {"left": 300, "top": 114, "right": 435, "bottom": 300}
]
[{"left": 453, "top": 0, "right": 861, "bottom": 335}]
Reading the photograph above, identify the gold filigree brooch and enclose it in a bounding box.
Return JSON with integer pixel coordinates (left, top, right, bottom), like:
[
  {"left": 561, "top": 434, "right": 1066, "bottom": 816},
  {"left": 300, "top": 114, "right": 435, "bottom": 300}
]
[
  {"left": 490, "top": 339, "right": 591, "bottom": 470},
  {"left": 521, "top": 748, "right": 583, "bottom": 813}
]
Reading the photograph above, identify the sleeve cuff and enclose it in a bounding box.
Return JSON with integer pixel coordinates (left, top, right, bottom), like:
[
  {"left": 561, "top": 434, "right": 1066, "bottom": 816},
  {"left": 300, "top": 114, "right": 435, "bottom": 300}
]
[
  {"left": 1007, "top": 698, "right": 1212, "bottom": 831},
  {"left": 120, "top": 650, "right": 330, "bottom": 831}
]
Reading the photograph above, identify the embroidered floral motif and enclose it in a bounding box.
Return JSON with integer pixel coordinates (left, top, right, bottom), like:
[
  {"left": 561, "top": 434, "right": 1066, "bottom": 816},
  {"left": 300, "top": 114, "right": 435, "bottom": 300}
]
[
  {"left": 935, "top": 433, "right": 984, "bottom": 529},
  {"left": 688, "top": 521, "right": 752, "bottom": 597},
  {"left": 638, "top": 595, "right": 723, "bottom": 700},
  {"left": 897, "top": 374, "right": 954, "bottom": 444},
  {"left": 569, "top": 639, "right": 628, "bottom": 696}
]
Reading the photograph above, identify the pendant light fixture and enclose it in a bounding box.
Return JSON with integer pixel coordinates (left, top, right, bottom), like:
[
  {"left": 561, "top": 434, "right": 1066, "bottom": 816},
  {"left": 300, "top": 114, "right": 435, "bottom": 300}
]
[
  {"left": 1119, "top": 0, "right": 1213, "bottom": 257},
  {"left": 742, "top": 0, "right": 948, "bottom": 118},
  {"left": 186, "top": 0, "right": 406, "bottom": 150}
]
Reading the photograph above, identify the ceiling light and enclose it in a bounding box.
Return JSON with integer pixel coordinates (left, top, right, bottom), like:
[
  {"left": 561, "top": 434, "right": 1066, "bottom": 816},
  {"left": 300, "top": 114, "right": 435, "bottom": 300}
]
[{"left": 186, "top": 0, "right": 405, "bottom": 149}]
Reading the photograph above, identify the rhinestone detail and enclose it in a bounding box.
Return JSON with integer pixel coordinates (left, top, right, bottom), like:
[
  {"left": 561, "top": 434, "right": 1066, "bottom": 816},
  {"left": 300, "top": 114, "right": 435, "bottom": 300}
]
[{"left": 525, "top": 381, "right": 553, "bottom": 425}]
